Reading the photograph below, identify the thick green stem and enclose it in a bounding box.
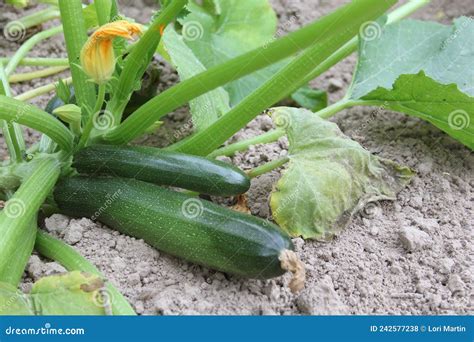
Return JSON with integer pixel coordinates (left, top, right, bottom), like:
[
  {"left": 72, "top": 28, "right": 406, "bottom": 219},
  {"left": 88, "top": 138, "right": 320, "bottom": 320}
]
[
  {"left": 58, "top": 0, "right": 95, "bottom": 110},
  {"left": 95, "top": 0, "right": 111, "bottom": 26},
  {"left": 0, "top": 57, "right": 69, "bottom": 67},
  {"left": 208, "top": 129, "right": 285, "bottom": 158},
  {"left": 248, "top": 157, "right": 289, "bottom": 178},
  {"left": 105, "top": 0, "right": 188, "bottom": 122},
  {"left": 102, "top": 0, "right": 385, "bottom": 145},
  {"left": 316, "top": 98, "right": 355, "bottom": 119},
  {"left": 14, "top": 77, "right": 72, "bottom": 102},
  {"left": 8, "top": 66, "right": 69, "bottom": 83},
  {"left": 78, "top": 83, "right": 106, "bottom": 149},
  {"left": 172, "top": 0, "right": 397, "bottom": 156},
  {"left": 16, "top": 8, "right": 60, "bottom": 29},
  {"left": 35, "top": 230, "right": 136, "bottom": 315},
  {"left": 0, "top": 96, "right": 74, "bottom": 151},
  {"left": 5, "top": 26, "right": 63, "bottom": 76},
  {"left": 293, "top": 0, "right": 430, "bottom": 93},
  {"left": 0, "top": 64, "right": 25, "bottom": 163},
  {"left": 0, "top": 157, "right": 60, "bottom": 286}
]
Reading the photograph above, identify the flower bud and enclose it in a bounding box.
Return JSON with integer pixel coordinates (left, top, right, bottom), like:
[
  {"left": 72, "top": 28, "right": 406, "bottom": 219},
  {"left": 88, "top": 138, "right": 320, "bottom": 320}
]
[{"left": 80, "top": 20, "right": 142, "bottom": 84}]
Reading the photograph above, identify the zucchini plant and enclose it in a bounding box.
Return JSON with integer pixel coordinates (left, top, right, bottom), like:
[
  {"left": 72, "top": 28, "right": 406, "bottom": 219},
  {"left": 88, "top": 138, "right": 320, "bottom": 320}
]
[{"left": 1, "top": 0, "right": 471, "bottom": 315}]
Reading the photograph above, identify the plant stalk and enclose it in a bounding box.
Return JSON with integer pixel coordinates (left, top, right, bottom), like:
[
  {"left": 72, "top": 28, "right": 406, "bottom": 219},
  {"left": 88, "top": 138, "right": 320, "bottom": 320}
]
[
  {"left": 172, "top": 0, "right": 397, "bottom": 156},
  {"left": 0, "top": 57, "right": 69, "bottom": 67},
  {"left": 0, "top": 95, "right": 74, "bottom": 151},
  {"left": 78, "top": 83, "right": 106, "bottom": 149},
  {"left": 248, "top": 157, "right": 289, "bottom": 178},
  {"left": 8, "top": 66, "right": 69, "bottom": 83},
  {"left": 15, "top": 8, "right": 60, "bottom": 29},
  {"left": 14, "top": 77, "right": 72, "bottom": 102},
  {"left": 105, "top": 0, "right": 188, "bottom": 123},
  {"left": 0, "top": 157, "right": 60, "bottom": 286},
  {"left": 293, "top": 0, "right": 431, "bottom": 94},
  {"left": 0, "top": 64, "right": 25, "bottom": 163},
  {"left": 58, "top": 0, "right": 95, "bottom": 110},
  {"left": 95, "top": 0, "right": 112, "bottom": 26},
  {"left": 208, "top": 129, "right": 285, "bottom": 158},
  {"left": 104, "top": 0, "right": 396, "bottom": 146}
]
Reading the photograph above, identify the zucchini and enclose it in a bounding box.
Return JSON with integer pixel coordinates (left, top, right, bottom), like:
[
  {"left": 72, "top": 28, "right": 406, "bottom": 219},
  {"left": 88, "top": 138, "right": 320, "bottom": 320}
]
[
  {"left": 54, "top": 176, "right": 304, "bottom": 288},
  {"left": 73, "top": 145, "right": 250, "bottom": 196}
]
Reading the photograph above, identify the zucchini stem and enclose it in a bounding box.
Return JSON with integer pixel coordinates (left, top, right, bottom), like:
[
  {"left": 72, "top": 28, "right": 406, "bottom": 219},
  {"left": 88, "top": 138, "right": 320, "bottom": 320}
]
[
  {"left": 208, "top": 129, "right": 285, "bottom": 158},
  {"left": 8, "top": 66, "right": 69, "bottom": 83},
  {"left": 78, "top": 83, "right": 106, "bottom": 149},
  {"left": 14, "top": 77, "right": 72, "bottom": 102}
]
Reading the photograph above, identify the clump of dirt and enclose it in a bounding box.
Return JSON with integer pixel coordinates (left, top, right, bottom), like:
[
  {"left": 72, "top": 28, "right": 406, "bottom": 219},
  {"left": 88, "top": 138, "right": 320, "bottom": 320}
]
[{"left": 2, "top": 0, "right": 473, "bottom": 315}]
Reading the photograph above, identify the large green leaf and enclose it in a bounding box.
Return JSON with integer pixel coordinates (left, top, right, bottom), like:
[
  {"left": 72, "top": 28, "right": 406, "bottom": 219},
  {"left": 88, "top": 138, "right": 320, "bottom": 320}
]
[
  {"left": 179, "top": 0, "right": 284, "bottom": 106},
  {"left": 270, "top": 107, "right": 413, "bottom": 240},
  {"left": 362, "top": 72, "right": 474, "bottom": 149},
  {"left": 349, "top": 17, "right": 474, "bottom": 149},
  {"left": 0, "top": 272, "right": 111, "bottom": 315},
  {"left": 162, "top": 26, "right": 230, "bottom": 131}
]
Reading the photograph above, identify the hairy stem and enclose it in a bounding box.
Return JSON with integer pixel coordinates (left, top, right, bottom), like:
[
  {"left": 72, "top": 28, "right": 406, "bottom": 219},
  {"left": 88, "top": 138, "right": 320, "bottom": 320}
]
[
  {"left": 105, "top": 0, "right": 188, "bottom": 123},
  {"left": 208, "top": 129, "right": 285, "bottom": 158},
  {"left": 173, "top": 0, "right": 397, "bottom": 156},
  {"left": 103, "top": 0, "right": 392, "bottom": 145},
  {"left": 0, "top": 96, "right": 74, "bottom": 151},
  {"left": 292, "top": 0, "right": 431, "bottom": 93},
  {"left": 0, "top": 157, "right": 60, "bottom": 286},
  {"left": 78, "top": 83, "right": 106, "bottom": 149},
  {"left": 58, "top": 0, "right": 95, "bottom": 110},
  {"left": 95, "top": 0, "right": 112, "bottom": 26},
  {"left": 248, "top": 157, "right": 289, "bottom": 178}
]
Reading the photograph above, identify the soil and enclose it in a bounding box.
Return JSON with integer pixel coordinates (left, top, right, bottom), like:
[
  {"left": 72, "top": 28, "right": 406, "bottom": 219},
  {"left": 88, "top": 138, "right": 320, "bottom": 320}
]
[{"left": 1, "top": 0, "right": 472, "bottom": 315}]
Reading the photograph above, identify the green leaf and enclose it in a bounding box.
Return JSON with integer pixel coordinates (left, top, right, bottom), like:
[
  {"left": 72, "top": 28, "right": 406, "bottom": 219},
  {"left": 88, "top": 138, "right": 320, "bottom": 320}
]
[
  {"left": 349, "top": 17, "right": 474, "bottom": 149},
  {"left": 291, "top": 85, "right": 328, "bottom": 112},
  {"left": 362, "top": 72, "right": 474, "bottom": 149},
  {"left": 162, "top": 27, "right": 230, "bottom": 131},
  {"left": 269, "top": 107, "right": 413, "bottom": 240},
  {"left": 180, "top": 0, "right": 283, "bottom": 106},
  {"left": 0, "top": 272, "right": 111, "bottom": 315},
  {"left": 30, "top": 271, "right": 109, "bottom": 315}
]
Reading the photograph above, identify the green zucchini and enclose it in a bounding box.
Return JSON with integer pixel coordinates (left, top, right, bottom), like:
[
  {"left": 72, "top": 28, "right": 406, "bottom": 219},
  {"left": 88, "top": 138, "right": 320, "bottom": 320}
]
[
  {"left": 73, "top": 145, "right": 250, "bottom": 196},
  {"left": 53, "top": 176, "right": 302, "bottom": 283}
]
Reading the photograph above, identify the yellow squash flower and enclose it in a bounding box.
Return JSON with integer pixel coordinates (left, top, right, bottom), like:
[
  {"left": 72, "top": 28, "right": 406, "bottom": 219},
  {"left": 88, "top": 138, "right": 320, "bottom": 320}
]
[{"left": 80, "top": 20, "right": 142, "bottom": 84}]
